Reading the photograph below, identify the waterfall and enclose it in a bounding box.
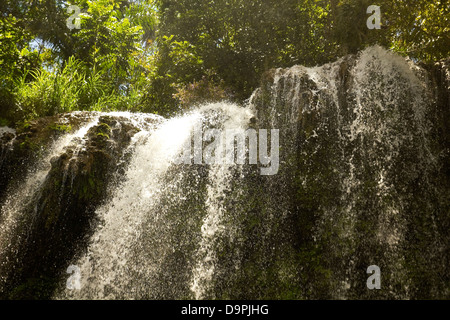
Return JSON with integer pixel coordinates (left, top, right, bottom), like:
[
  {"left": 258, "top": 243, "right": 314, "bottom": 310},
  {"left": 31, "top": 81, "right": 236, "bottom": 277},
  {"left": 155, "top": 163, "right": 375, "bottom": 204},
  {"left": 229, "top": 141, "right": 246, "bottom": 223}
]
[
  {"left": 0, "top": 118, "right": 99, "bottom": 291},
  {"left": 59, "top": 111, "right": 201, "bottom": 299},
  {"left": 0, "top": 46, "right": 448, "bottom": 300},
  {"left": 250, "top": 45, "right": 448, "bottom": 299},
  {"left": 190, "top": 104, "right": 253, "bottom": 299},
  {"left": 57, "top": 103, "right": 254, "bottom": 299}
]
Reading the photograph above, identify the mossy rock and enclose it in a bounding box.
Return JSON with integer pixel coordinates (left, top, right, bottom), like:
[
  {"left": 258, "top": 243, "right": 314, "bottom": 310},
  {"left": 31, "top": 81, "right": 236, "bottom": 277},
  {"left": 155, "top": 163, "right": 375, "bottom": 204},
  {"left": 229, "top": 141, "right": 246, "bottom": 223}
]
[{"left": 0, "top": 113, "right": 146, "bottom": 300}]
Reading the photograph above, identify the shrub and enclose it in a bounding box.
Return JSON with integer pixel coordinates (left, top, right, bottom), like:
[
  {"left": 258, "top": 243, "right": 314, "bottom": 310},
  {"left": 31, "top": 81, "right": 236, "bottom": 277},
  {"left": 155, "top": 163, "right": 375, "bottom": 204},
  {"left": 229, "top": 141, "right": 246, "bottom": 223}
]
[{"left": 173, "top": 73, "right": 232, "bottom": 109}]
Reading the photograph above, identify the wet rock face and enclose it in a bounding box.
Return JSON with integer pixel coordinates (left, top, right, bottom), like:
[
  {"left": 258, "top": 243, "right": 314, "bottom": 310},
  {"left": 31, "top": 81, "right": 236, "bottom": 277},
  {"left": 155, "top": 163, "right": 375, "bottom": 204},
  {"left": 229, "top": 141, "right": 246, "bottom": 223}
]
[
  {"left": 0, "top": 131, "right": 16, "bottom": 197},
  {"left": 0, "top": 114, "right": 144, "bottom": 299},
  {"left": 0, "top": 112, "right": 96, "bottom": 203},
  {"left": 249, "top": 47, "right": 449, "bottom": 299},
  {"left": 426, "top": 59, "right": 450, "bottom": 183}
]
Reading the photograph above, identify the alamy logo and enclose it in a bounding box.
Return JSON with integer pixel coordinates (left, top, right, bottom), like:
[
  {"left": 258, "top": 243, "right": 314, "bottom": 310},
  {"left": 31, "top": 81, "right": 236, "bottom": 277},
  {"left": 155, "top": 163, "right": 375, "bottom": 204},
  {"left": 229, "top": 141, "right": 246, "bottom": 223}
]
[
  {"left": 66, "top": 5, "right": 81, "bottom": 30},
  {"left": 367, "top": 265, "right": 381, "bottom": 290},
  {"left": 174, "top": 127, "right": 280, "bottom": 176},
  {"left": 367, "top": 5, "right": 381, "bottom": 30},
  {"left": 66, "top": 265, "right": 81, "bottom": 290}
]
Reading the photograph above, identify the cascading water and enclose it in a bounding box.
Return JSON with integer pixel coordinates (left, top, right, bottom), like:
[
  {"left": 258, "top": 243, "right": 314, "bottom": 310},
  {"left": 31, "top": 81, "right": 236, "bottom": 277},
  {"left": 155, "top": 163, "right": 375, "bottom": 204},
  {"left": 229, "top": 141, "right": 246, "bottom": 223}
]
[
  {"left": 59, "top": 111, "right": 202, "bottom": 299},
  {"left": 250, "top": 45, "right": 448, "bottom": 299},
  {"left": 0, "top": 118, "right": 100, "bottom": 289},
  {"left": 190, "top": 104, "right": 253, "bottom": 300},
  {"left": 0, "top": 46, "right": 448, "bottom": 300},
  {"left": 57, "top": 103, "right": 254, "bottom": 299}
]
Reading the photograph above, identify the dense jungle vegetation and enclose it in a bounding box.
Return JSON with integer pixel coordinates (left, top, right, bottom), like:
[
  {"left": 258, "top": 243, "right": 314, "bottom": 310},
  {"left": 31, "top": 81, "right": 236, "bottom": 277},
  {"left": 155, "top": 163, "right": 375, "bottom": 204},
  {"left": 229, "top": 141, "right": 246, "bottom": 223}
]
[{"left": 0, "top": 0, "right": 448, "bottom": 124}]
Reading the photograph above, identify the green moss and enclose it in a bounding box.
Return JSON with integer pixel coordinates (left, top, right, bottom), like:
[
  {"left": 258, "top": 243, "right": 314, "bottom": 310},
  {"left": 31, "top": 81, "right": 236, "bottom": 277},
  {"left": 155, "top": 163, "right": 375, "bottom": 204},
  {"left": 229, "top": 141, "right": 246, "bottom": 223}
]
[
  {"left": 74, "top": 173, "right": 105, "bottom": 201},
  {"left": 96, "top": 132, "right": 110, "bottom": 139},
  {"left": 88, "top": 177, "right": 95, "bottom": 188},
  {"left": 48, "top": 123, "right": 73, "bottom": 133},
  {"left": 96, "top": 122, "right": 112, "bottom": 139},
  {"left": 19, "top": 136, "right": 38, "bottom": 151},
  {"left": 98, "top": 122, "right": 111, "bottom": 133},
  {"left": 0, "top": 117, "right": 10, "bottom": 127}
]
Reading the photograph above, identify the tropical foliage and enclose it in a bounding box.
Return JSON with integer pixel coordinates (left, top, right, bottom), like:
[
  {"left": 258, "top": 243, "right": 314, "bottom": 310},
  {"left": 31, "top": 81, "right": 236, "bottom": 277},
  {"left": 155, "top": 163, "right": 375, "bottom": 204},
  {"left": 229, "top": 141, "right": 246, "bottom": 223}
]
[{"left": 0, "top": 0, "right": 448, "bottom": 122}]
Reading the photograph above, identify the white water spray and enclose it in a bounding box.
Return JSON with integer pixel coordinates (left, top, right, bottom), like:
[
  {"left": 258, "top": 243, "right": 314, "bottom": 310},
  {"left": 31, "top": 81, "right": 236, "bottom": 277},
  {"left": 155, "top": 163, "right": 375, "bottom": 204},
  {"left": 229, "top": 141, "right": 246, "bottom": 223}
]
[{"left": 0, "top": 118, "right": 99, "bottom": 288}]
